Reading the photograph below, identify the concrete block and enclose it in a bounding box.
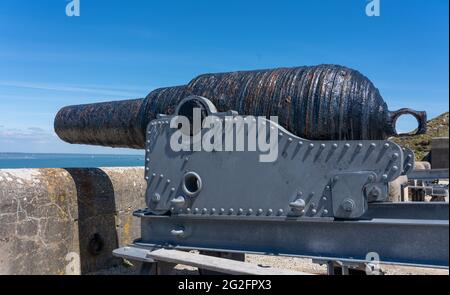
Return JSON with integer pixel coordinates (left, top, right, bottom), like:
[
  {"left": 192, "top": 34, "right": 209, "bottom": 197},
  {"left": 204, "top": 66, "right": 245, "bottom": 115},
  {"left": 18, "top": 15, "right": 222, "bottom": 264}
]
[{"left": 0, "top": 167, "right": 145, "bottom": 275}]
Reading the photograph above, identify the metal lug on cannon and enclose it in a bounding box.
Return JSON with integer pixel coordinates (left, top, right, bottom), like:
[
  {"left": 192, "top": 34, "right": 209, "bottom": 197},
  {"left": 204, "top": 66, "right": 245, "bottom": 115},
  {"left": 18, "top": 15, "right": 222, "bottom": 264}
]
[
  {"left": 368, "top": 186, "right": 382, "bottom": 200},
  {"left": 170, "top": 196, "right": 186, "bottom": 206},
  {"left": 289, "top": 199, "right": 306, "bottom": 211},
  {"left": 170, "top": 228, "right": 186, "bottom": 238}
]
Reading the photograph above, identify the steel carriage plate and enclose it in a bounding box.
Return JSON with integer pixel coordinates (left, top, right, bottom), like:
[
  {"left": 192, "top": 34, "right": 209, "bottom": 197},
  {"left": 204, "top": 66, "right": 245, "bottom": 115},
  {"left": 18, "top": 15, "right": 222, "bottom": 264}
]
[
  {"left": 135, "top": 212, "right": 449, "bottom": 269},
  {"left": 144, "top": 112, "right": 407, "bottom": 219}
]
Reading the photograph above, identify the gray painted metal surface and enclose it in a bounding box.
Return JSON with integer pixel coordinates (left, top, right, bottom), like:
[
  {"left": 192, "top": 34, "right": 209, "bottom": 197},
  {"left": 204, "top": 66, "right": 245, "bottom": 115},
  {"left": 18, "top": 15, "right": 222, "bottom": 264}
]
[
  {"left": 364, "top": 202, "right": 449, "bottom": 220},
  {"left": 133, "top": 203, "right": 449, "bottom": 268},
  {"left": 407, "top": 169, "right": 449, "bottom": 180},
  {"left": 144, "top": 97, "right": 412, "bottom": 220}
]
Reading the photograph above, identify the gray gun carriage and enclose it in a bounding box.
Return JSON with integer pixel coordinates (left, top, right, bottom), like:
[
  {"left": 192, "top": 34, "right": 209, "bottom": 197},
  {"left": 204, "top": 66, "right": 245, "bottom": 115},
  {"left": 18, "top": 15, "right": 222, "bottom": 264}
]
[{"left": 55, "top": 65, "right": 449, "bottom": 274}]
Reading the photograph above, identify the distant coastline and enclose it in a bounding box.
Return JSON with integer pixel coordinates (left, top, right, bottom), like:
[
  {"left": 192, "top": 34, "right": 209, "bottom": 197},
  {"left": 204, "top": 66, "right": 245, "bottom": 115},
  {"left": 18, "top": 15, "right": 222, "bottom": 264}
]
[{"left": 0, "top": 152, "right": 145, "bottom": 169}]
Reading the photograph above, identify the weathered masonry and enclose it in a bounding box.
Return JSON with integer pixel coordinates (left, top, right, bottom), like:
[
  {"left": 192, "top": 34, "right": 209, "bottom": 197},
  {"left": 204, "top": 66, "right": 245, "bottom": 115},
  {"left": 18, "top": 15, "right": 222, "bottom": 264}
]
[{"left": 0, "top": 168, "right": 145, "bottom": 275}]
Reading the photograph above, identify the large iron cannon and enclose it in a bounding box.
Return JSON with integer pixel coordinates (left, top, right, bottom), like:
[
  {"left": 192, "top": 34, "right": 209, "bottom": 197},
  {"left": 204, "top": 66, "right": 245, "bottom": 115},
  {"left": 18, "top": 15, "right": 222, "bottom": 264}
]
[
  {"left": 54, "top": 64, "right": 427, "bottom": 149},
  {"left": 53, "top": 65, "right": 450, "bottom": 271}
]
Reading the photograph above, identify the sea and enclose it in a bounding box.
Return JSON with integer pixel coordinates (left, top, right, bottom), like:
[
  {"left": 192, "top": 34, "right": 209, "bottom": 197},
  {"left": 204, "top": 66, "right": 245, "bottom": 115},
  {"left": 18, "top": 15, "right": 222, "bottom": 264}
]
[{"left": 0, "top": 153, "right": 145, "bottom": 169}]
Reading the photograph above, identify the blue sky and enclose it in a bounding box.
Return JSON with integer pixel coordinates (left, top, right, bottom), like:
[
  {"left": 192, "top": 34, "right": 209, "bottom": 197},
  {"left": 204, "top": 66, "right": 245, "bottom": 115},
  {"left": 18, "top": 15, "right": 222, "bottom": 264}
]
[{"left": 0, "top": 0, "right": 448, "bottom": 154}]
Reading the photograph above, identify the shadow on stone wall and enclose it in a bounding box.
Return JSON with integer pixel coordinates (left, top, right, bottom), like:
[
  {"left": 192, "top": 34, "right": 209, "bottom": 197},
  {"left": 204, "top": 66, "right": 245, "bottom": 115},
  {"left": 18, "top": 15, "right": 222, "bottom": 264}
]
[{"left": 65, "top": 168, "right": 121, "bottom": 274}]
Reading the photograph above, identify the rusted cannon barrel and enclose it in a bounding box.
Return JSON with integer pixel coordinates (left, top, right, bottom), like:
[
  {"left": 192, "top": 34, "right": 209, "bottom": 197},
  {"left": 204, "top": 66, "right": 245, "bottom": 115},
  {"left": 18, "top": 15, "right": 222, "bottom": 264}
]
[{"left": 55, "top": 65, "right": 427, "bottom": 149}]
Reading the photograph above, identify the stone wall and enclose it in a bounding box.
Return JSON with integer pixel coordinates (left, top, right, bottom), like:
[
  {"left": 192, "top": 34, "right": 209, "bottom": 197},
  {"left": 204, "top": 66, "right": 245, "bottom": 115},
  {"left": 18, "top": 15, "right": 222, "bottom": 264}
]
[{"left": 0, "top": 167, "right": 146, "bottom": 275}]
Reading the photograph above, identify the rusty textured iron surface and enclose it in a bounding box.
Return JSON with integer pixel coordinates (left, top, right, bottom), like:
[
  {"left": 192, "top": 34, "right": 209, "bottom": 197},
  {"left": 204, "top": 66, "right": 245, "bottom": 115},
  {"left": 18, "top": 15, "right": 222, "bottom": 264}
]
[{"left": 54, "top": 65, "right": 427, "bottom": 149}]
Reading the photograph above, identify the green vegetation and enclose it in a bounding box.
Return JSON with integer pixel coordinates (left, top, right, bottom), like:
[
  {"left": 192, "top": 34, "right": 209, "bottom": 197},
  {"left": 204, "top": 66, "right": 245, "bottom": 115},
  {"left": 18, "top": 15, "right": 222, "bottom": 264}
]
[{"left": 391, "top": 112, "right": 449, "bottom": 160}]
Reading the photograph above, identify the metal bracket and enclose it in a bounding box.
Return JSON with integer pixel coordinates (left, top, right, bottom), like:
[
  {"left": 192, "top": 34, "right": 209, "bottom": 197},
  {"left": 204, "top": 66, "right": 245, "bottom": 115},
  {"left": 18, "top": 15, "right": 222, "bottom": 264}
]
[{"left": 331, "top": 172, "right": 374, "bottom": 219}]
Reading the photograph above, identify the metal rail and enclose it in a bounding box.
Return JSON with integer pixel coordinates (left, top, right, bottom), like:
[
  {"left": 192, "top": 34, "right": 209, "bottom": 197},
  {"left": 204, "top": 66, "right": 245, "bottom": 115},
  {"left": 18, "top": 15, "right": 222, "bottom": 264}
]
[
  {"left": 130, "top": 202, "right": 448, "bottom": 269},
  {"left": 407, "top": 169, "right": 449, "bottom": 180}
]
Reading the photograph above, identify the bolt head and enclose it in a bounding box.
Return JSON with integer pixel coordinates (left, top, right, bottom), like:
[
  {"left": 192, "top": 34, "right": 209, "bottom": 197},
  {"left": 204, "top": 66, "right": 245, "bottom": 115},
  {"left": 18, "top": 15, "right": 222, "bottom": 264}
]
[
  {"left": 290, "top": 199, "right": 306, "bottom": 211},
  {"left": 369, "top": 186, "right": 382, "bottom": 198},
  {"left": 342, "top": 199, "right": 355, "bottom": 212},
  {"left": 152, "top": 193, "right": 161, "bottom": 203}
]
